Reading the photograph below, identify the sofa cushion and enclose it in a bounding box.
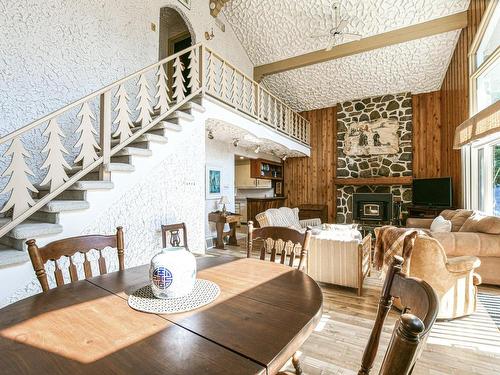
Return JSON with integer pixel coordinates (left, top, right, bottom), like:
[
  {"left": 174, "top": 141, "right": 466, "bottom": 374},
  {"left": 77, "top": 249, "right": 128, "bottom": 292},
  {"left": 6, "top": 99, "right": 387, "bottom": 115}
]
[
  {"left": 431, "top": 231, "right": 500, "bottom": 257},
  {"left": 460, "top": 211, "right": 500, "bottom": 234},
  {"left": 440, "top": 209, "right": 473, "bottom": 231},
  {"left": 430, "top": 215, "right": 452, "bottom": 233}
]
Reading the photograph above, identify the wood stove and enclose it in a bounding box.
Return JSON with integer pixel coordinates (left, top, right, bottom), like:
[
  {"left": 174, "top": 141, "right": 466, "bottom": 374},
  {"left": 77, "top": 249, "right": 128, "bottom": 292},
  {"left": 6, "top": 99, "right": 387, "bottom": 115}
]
[{"left": 353, "top": 193, "right": 393, "bottom": 223}]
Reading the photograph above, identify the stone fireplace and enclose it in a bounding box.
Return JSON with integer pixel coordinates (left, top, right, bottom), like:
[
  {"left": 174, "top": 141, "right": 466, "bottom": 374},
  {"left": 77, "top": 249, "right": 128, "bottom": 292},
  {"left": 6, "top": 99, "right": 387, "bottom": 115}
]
[{"left": 336, "top": 92, "right": 413, "bottom": 224}]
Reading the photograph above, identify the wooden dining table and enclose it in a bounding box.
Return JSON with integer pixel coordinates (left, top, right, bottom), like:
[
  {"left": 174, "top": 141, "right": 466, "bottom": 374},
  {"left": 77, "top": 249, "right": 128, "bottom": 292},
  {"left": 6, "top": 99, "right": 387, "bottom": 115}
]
[{"left": 0, "top": 256, "right": 323, "bottom": 374}]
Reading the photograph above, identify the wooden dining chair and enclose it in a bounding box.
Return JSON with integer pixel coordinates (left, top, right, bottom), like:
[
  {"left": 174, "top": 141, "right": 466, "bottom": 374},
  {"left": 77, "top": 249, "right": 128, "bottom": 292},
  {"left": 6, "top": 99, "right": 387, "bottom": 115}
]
[
  {"left": 26, "top": 226, "right": 125, "bottom": 292},
  {"left": 358, "top": 255, "right": 439, "bottom": 375},
  {"left": 247, "top": 221, "right": 312, "bottom": 272},
  {"left": 247, "top": 221, "right": 312, "bottom": 375},
  {"left": 161, "top": 222, "right": 189, "bottom": 250}
]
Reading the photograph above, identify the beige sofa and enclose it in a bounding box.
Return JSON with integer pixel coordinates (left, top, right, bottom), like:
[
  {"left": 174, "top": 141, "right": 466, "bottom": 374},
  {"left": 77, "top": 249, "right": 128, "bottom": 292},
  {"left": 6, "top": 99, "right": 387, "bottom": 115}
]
[
  {"left": 255, "top": 207, "right": 321, "bottom": 229},
  {"left": 407, "top": 209, "right": 500, "bottom": 285}
]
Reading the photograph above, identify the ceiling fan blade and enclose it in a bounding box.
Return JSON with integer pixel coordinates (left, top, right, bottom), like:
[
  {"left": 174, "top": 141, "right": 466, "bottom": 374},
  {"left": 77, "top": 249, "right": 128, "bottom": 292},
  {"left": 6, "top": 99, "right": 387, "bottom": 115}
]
[
  {"left": 325, "top": 38, "right": 337, "bottom": 51},
  {"left": 309, "top": 33, "right": 331, "bottom": 39},
  {"left": 336, "top": 19, "right": 348, "bottom": 33},
  {"left": 342, "top": 32, "right": 362, "bottom": 41}
]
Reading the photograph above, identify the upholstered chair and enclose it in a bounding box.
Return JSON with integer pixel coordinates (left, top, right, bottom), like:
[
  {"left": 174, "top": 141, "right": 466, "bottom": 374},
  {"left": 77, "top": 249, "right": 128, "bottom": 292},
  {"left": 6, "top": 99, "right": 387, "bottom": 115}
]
[
  {"left": 255, "top": 207, "right": 321, "bottom": 229},
  {"left": 408, "top": 235, "right": 481, "bottom": 320}
]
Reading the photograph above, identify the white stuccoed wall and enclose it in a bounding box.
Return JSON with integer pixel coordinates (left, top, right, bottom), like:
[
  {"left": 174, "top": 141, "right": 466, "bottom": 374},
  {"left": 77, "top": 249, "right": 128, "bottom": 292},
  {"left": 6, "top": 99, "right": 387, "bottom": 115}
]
[{"left": 0, "top": 0, "right": 252, "bottom": 135}]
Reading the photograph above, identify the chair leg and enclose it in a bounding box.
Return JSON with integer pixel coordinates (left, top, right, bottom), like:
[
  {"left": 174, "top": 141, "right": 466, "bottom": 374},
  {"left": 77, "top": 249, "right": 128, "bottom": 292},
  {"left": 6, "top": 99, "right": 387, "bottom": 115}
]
[{"left": 292, "top": 352, "right": 303, "bottom": 375}]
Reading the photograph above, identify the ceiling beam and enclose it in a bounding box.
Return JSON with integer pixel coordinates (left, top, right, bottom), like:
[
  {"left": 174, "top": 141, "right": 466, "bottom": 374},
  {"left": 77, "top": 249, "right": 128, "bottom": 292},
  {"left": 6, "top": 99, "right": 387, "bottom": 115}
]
[{"left": 253, "top": 11, "right": 468, "bottom": 81}]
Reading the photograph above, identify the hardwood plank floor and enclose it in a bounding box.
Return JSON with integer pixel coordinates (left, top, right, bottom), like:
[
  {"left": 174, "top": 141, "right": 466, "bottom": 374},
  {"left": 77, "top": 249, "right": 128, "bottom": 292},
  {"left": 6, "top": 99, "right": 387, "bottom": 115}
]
[{"left": 207, "top": 246, "right": 500, "bottom": 374}]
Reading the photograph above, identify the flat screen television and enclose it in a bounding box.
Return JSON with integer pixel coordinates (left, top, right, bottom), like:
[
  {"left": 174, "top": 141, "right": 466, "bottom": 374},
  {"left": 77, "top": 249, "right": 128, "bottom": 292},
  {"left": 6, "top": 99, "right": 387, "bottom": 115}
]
[{"left": 412, "top": 177, "right": 452, "bottom": 207}]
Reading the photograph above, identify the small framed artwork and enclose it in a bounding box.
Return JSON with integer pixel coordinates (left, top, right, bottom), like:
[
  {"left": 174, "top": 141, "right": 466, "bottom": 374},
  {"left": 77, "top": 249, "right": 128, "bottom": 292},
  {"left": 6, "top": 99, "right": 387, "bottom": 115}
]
[
  {"left": 177, "top": 0, "right": 191, "bottom": 10},
  {"left": 275, "top": 181, "right": 283, "bottom": 196},
  {"left": 206, "top": 165, "right": 222, "bottom": 199}
]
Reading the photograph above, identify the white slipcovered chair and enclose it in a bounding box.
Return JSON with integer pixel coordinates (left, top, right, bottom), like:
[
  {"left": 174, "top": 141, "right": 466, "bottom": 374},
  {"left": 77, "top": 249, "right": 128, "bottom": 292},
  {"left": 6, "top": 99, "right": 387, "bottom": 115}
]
[{"left": 255, "top": 207, "right": 321, "bottom": 229}]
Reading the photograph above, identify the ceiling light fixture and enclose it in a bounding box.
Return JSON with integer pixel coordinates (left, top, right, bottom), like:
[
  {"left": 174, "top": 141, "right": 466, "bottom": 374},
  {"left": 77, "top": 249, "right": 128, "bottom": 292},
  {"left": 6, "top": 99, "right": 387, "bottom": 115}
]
[
  {"left": 232, "top": 138, "right": 240, "bottom": 147},
  {"left": 254, "top": 145, "right": 260, "bottom": 154},
  {"left": 207, "top": 129, "right": 214, "bottom": 139},
  {"left": 282, "top": 155, "right": 288, "bottom": 161}
]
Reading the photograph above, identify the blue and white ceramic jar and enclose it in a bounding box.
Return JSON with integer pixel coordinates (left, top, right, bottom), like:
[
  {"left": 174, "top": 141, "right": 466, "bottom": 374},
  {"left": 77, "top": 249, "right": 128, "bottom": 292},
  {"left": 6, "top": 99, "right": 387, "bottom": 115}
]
[{"left": 149, "top": 247, "right": 197, "bottom": 299}]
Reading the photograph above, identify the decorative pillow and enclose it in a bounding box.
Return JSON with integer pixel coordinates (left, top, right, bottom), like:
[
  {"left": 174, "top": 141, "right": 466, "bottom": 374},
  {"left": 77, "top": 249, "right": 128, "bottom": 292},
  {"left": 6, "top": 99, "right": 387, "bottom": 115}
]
[
  {"left": 430, "top": 215, "right": 452, "bottom": 233},
  {"left": 439, "top": 209, "right": 473, "bottom": 232},
  {"left": 460, "top": 211, "right": 500, "bottom": 234}
]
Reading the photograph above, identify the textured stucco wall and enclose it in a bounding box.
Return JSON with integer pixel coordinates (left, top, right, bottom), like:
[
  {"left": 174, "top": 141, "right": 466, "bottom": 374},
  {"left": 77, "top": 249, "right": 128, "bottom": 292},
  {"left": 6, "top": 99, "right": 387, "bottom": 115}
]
[
  {"left": 0, "top": 0, "right": 253, "bottom": 199},
  {"left": 2, "top": 115, "right": 206, "bottom": 307},
  {"left": 0, "top": 0, "right": 252, "bottom": 134}
]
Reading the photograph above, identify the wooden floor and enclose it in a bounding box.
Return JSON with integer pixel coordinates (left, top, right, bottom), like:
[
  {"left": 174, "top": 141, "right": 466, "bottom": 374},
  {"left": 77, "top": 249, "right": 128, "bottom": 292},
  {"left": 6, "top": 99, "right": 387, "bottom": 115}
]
[{"left": 207, "top": 245, "right": 500, "bottom": 375}]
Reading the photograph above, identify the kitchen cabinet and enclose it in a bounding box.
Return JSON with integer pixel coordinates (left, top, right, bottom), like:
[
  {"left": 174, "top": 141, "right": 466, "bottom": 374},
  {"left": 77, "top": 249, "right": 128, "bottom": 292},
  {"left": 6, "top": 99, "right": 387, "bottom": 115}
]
[
  {"left": 250, "top": 159, "right": 283, "bottom": 180},
  {"left": 235, "top": 162, "right": 272, "bottom": 189}
]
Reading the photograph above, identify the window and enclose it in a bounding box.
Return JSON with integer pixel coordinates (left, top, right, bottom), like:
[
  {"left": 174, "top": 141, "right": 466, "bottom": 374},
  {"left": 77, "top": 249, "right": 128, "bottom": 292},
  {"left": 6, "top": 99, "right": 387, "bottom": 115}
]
[
  {"left": 471, "top": 1, "right": 500, "bottom": 115},
  {"left": 464, "top": 1, "right": 500, "bottom": 212},
  {"left": 467, "top": 136, "right": 500, "bottom": 214}
]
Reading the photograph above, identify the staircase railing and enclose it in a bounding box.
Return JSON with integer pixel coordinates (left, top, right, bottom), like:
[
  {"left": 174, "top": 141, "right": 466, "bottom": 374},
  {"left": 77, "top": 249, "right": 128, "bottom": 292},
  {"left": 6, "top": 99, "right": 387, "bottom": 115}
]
[{"left": 0, "top": 43, "right": 310, "bottom": 238}]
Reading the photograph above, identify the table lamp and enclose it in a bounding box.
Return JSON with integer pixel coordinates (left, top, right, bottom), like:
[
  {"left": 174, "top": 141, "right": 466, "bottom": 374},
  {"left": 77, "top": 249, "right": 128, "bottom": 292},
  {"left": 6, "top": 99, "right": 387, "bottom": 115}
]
[{"left": 219, "top": 196, "right": 229, "bottom": 213}]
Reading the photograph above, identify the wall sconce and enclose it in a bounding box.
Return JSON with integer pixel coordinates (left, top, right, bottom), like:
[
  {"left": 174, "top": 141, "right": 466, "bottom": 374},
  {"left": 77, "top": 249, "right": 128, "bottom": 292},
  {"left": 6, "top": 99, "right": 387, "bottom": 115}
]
[{"left": 205, "top": 28, "right": 215, "bottom": 41}]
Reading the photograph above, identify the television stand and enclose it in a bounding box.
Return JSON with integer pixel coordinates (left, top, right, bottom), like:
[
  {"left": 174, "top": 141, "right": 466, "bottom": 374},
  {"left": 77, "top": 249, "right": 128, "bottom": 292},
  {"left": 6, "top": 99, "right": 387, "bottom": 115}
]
[{"left": 407, "top": 205, "right": 454, "bottom": 219}]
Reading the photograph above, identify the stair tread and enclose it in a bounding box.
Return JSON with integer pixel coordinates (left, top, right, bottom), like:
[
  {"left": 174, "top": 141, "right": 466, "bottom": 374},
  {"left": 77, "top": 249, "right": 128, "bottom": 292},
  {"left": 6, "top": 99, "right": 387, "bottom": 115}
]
[
  {"left": 115, "top": 147, "right": 152, "bottom": 157},
  {"left": 156, "top": 121, "right": 182, "bottom": 132},
  {"left": 112, "top": 133, "right": 168, "bottom": 145},
  {"left": 71, "top": 181, "right": 115, "bottom": 190},
  {"left": 0, "top": 248, "right": 30, "bottom": 268},
  {"left": 167, "top": 111, "right": 194, "bottom": 121},
  {"left": 180, "top": 102, "right": 206, "bottom": 113},
  {"left": 0, "top": 219, "right": 63, "bottom": 239},
  {"left": 37, "top": 200, "right": 90, "bottom": 213},
  {"left": 105, "top": 163, "right": 135, "bottom": 172}
]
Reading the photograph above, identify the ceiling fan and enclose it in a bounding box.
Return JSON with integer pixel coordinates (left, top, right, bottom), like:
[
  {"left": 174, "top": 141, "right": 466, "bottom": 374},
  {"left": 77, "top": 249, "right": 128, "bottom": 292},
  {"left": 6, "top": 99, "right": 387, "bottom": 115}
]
[{"left": 310, "top": 2, "right": 362, "bottom": 51}]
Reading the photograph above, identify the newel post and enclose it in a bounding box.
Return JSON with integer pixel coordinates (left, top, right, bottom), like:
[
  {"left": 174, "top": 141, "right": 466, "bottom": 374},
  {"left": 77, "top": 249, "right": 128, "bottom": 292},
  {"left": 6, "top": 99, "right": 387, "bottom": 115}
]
[{"left": 99, "top": 90, "right": 112, "bottom": 181}]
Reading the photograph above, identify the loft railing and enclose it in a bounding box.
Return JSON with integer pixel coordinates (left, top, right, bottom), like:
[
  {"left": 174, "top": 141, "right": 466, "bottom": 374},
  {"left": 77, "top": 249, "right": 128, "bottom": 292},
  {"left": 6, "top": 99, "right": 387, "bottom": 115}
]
[
  {"left": 204, "top": 47, "right": 310, "bottom": 144},
  {"left": 0, "top": 43, "right": 310, "bottom": 237}
]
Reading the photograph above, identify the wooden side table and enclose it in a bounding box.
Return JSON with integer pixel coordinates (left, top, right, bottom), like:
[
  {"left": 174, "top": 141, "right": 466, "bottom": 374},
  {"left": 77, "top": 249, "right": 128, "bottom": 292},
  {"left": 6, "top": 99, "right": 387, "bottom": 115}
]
[{"left": 208, "top": 212, "right": 241, "bottom": 249}]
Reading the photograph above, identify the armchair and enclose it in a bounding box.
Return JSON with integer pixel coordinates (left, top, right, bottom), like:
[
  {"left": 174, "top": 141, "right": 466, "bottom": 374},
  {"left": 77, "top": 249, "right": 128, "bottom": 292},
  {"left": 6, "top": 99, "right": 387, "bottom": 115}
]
[
  {"left": 255, "top": 207, "right": 321, "bottom": 229},
  {"left": 409, "top": 235, "right": 481, "bottom": 319}
]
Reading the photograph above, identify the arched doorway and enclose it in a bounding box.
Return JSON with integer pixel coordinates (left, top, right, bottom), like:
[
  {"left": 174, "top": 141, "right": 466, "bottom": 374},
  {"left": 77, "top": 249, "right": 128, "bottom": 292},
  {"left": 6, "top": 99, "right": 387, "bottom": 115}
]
[{"left": 159, "top": 6, "right": 195, "bottom": 94}]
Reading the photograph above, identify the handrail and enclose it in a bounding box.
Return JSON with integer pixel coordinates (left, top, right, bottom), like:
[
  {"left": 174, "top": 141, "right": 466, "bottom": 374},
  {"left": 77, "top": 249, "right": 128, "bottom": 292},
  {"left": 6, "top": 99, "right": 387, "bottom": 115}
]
[
  {"left": 0, "top": 42, "right": 310, "bottom": 238},
  {"left": 0, "top": 44, "right": 202, "bottom": 146}
]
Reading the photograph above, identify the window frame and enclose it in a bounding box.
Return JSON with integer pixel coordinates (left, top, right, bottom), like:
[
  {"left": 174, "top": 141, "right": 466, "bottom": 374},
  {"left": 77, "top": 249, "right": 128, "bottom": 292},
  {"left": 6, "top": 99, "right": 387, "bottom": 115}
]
[{"left": 469, "top": 0, "right": 500, "bottom": 115}]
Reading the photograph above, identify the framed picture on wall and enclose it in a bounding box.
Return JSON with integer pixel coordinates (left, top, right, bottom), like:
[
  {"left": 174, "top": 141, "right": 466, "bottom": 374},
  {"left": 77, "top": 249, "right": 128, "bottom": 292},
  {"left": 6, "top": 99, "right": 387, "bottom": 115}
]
[
  {"left": 177, "top": 0, "right": 191, "bottom": 10},
  {"left": 206, "top": 165, "right": 222, "bottom": 199}
]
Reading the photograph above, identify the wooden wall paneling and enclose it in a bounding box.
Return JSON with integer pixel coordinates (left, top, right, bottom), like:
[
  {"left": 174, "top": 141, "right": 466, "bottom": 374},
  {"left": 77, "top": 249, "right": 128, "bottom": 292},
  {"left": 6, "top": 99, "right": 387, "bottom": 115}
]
[
  {"left": 439, "top": 0, "right": 490, "bottom": 207},
  {"left": 284, "top": 107, "right": 337, "bottom": 223},
  {"left": 412, "top": 91, "right": 442, "bottom": 178}
]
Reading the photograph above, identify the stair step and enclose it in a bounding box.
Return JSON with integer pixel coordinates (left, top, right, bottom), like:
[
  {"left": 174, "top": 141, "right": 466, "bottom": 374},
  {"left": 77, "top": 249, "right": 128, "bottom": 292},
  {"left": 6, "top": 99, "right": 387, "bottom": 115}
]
[
  {"left": 112, "top": 133, "right": 168, "bottom": 146},
  {"left": 0, "top": 248, "right": 30, "bottom": 268},
  {"left": 115, "top": 147, "right": 152, "bottom": 157},
  {"left": 71, "top": 180, "right": 115, "bottom": 191},
  {"left": 0, "top": 219, "right": 63, "bottom": 240},
  {"left": 38, "top": 200, "right": 90, "bottom": 213},
  {"left": 155, "top": 121, "right": 182, "bottom": 132},
  {"left": 167, "top": 111, "right": 194, "bottom": 121},
  {"left": 104, "top": 163, "right": 135, "bottom": 172},
  {"left": 180, "top": 102, "right": 205, "bottom": 113}
]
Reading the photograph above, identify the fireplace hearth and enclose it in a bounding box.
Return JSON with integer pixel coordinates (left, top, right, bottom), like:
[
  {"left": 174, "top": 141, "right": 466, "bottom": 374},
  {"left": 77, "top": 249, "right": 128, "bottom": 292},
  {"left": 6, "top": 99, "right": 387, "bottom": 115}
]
[{"left": 353, "top": 193, "right": 393, "bottom": 223}]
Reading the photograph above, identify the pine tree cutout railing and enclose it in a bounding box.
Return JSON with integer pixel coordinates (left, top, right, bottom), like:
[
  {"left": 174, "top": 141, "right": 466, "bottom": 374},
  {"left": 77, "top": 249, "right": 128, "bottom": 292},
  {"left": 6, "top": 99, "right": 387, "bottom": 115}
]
[
  {"left": 0, "top": 44, "right": 203, "bottom": 238},
  {"left": 0, "top": 43, "right": 309, "bottom": 238}
]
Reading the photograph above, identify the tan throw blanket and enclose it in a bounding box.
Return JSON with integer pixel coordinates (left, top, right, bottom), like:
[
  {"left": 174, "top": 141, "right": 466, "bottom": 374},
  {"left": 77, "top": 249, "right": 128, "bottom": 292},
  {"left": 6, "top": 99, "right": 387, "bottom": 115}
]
[{"left": 374, "top": 226, "right": 425, "bottom": 272}]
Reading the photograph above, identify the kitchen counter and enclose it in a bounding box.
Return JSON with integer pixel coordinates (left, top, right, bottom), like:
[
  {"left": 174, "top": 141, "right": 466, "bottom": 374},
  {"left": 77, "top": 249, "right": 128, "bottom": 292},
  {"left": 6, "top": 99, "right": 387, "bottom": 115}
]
[{"left": 247, "top": 196, "right": 287, "bottom": 202}]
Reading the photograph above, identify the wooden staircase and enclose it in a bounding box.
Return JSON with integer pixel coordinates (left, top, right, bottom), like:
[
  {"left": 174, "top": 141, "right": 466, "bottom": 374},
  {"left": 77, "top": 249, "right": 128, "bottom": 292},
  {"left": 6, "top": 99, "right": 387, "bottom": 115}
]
[{"left": 0, "top": 101, "right": 204, "bottom": 267}]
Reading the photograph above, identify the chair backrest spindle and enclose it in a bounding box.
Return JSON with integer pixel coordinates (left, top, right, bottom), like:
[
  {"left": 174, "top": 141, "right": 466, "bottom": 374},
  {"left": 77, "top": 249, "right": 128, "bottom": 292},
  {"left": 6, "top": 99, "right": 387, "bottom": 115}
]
[{"left": 27, "top": 226, "right": 125, "bottom": 292}]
